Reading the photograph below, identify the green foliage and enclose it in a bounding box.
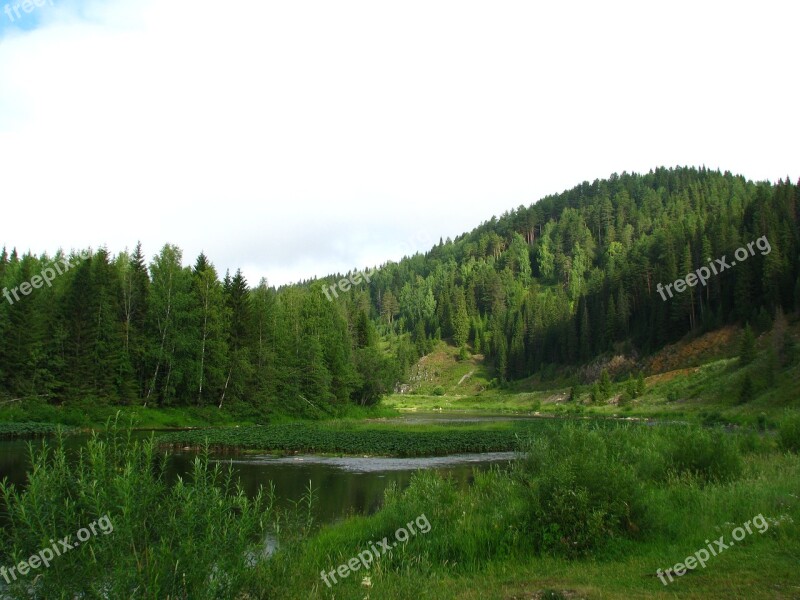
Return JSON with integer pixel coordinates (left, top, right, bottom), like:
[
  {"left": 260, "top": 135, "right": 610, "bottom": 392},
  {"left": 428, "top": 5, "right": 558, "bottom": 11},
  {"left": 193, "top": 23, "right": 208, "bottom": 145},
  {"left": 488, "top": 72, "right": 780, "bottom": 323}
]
[
  {"left": 739, "top": 372, "right": 755, "bottom": 403},
  {"left": 663, "top": 426, "right": 742, "bottom": 483},
  {"left": 778, "top": 413, "right": 800, "bottom": 453},
  {"left": 158, "top": 421, "right": 546, "bottom": 457},
  {"left": 740, "top": 323, "right": 757, "bottom": 365},
  {"left": 517, "top": 424, "right": 647, "bottom": 557},
  {"left": 589, "top": 382, "right": 601, "bottom": 404},
  {"left": 0, "top": 417, "right": 281, "bottom": 598},
  {"left": 258, "top": 420, "right": 799, "bottom": 598},
  {"left": 0, "top": 422, "right": 77, "bottom": 438},
  {"left": 636, "top": 371, "right": 646, "bottom": 396},
  {"left": 2, "top": 167, "right": 800, "bottom": 414},
  {"left": 599, "top": 369, "right": 612, "bottom": 398}
]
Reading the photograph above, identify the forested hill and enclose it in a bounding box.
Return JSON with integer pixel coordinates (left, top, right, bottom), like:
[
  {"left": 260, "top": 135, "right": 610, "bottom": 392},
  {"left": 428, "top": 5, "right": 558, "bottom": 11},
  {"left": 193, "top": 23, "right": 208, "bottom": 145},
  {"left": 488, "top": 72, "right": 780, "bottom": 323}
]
[
  {"left": 340, "top": 166, "right": 800, "bottom": 381},
  {"left": 0, "top": 167, "right": 798, "bottom": 415}
]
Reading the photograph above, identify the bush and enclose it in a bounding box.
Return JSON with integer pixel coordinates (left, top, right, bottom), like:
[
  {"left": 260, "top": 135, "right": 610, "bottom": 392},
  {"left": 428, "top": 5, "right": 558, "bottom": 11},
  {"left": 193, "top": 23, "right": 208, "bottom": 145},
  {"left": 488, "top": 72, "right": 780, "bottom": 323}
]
[
  {"left": 0, "top": 415, "right": 283, "bottom": 598},
  {"left": 432, "top": 386, "right": 445, "bottom": 396},
  {"left": 778, "top": 413, "right": 800, "bottom": 453},
  {"left": 664, "top": 426, "right": 742, "bottom": 483},
  {"left": 373, "top": 468, "right": 527, "bottom": 569},
  {"left": 517, "top": 424, "right": 647, "bottom": 557}
]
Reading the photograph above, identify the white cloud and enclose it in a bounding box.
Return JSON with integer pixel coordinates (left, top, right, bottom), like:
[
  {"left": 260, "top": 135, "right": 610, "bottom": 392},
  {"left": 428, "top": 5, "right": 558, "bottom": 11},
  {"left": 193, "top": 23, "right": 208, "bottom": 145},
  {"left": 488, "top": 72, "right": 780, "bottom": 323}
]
[{"left": 1, "top": 0, "right": 798, "bottom": 285}]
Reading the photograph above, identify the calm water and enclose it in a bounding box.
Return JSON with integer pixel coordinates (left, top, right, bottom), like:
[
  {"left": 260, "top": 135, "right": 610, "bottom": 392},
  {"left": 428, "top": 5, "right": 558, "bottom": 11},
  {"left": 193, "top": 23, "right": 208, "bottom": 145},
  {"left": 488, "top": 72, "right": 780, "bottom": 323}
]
[{"left": 0, "top": 416, "right": 522, "bottom": 525}]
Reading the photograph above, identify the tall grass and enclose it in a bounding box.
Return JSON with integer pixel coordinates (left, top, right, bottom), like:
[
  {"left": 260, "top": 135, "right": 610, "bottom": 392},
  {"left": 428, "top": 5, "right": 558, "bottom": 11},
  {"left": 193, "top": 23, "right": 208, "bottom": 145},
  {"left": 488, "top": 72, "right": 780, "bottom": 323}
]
[
  {"left": 258, "top": 420, "right": 796, "bottom": 599},
  {"left": 778, "top": 412, "right": 800, "bottom": 453}
]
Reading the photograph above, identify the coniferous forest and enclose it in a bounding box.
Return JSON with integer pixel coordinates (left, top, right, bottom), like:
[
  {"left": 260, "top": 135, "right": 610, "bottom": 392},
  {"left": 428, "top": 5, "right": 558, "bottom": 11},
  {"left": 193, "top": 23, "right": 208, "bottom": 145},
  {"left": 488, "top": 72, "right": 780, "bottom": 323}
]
[{"left": 1, "top": 167, "right": 798, "bottom": 414}]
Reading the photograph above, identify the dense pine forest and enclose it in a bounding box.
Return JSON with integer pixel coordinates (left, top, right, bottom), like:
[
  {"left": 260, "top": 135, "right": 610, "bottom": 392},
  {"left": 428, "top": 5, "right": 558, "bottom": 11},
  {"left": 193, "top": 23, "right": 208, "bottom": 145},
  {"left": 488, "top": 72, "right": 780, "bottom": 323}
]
[{"left": 1, "top": 167, "right": 798, "bottom": 414}]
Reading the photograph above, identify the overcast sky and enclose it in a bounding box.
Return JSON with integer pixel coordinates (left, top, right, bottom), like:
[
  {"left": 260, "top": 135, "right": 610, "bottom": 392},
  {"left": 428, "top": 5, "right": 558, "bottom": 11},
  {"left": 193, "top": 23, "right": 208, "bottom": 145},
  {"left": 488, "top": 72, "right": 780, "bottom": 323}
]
[{"left": 1, "top": 0, "right": 798, "bottom": 286}]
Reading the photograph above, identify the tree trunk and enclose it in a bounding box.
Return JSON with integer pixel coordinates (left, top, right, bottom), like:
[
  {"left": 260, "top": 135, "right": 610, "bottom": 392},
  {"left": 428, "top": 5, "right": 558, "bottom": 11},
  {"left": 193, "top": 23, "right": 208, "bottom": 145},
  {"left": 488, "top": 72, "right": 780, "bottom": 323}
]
[{"left": 219, "top": 366, "right": 232, "bottom": 409}]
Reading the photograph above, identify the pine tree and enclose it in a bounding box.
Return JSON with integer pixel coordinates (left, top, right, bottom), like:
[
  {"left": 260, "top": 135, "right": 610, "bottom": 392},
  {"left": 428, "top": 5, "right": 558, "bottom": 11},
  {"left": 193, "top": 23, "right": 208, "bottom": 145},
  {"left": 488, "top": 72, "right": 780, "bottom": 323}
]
[
  {"left": 598, "top": 369, "right": 612, "bottom": 399},
  {"left": 452, "top": 287, "right": 469, "bottom": 348},
  {"left": 739, "top": 323, "right": 756, "bottom": 365},
  {"left": 120, "top": 242, "right": 150, "bottom": 399},
  {"left": 192, "top": 253, "right": 227, "bottom": 406}
]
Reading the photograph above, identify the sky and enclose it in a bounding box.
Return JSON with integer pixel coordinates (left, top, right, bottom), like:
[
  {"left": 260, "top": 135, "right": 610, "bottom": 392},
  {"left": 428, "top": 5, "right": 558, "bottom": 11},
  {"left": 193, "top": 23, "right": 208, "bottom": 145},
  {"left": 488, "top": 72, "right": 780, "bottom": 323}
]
[{"left": 1, "top": 0, "right": 798, "bottom": 287}]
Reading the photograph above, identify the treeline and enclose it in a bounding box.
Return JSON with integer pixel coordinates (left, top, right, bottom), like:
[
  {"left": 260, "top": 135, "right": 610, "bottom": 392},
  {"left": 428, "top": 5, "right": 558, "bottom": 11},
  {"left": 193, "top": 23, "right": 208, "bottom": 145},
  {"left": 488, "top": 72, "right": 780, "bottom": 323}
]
[
  {"left": 321, "top": 167, "right": 800, "bottom": 381},
  {"left": 0, "top": 245, "right": 399, "bottom": 414},
  {"left": 2, "top": 167, "right": 798, "bottom": 409}
]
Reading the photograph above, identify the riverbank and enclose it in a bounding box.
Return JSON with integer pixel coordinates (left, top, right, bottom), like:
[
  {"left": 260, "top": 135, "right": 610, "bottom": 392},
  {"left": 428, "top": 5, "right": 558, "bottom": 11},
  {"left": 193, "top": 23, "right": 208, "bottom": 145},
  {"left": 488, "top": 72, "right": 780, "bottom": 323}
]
[
  {"left": 244, "top": 422, "right": 800, "bottom": 599},
  {"left": 2, "top": 416, "right": 799, "bottom": 598},
  {"left": 0, "top": 397, "right": 400, "bottom": 433}
]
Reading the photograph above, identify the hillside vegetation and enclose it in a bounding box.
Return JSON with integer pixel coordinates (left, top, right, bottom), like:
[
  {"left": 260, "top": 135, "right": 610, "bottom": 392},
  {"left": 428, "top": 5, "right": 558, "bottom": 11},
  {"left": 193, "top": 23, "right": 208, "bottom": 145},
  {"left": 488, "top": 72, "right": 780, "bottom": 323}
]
[{"left": 1, "top": 167, "right": 798, "bottom": 423}]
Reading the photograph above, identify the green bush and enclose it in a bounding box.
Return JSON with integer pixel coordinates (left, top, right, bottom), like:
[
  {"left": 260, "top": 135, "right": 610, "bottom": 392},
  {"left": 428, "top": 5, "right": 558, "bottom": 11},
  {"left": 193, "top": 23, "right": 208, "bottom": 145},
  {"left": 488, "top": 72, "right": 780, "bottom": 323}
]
[
  {"left": 778, "top": 413, "right": 800, "bottom": 453},
  {"left": 664, "top": 426, "right": 742, "bottom": 483},
  {"left": 0, "top": 416, "right": 285, "bottom": 599},
  {"left": 517, "top": 424, "right": 647, "bottom": 557},
  {"left": 432, "top": 386, "right": 445, "bottom": 396}
]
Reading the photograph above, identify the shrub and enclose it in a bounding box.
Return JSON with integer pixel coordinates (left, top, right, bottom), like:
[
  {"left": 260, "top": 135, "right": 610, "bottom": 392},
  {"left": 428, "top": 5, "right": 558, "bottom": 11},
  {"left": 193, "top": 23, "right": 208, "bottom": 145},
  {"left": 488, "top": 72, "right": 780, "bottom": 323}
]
[
  {"left": 664, "top": 426, "right": 742, "bottom": 483},
  {"left": 599, "top": 369, "right": 612, "bottom": 398},
  {"left": 517, "top": 424, "right": 647, "bottom": 557},
  {"left": 432, "top": 386, "right": 445, "bottom": 396},
  {"left": 0, "top": 416, "right": 282, "bottom": 598}
]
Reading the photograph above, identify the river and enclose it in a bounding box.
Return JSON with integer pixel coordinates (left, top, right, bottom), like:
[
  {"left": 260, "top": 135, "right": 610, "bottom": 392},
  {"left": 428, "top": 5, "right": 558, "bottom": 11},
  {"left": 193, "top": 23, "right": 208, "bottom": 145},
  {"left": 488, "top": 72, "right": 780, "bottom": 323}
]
[{"left": 0, "top": 413, "right": 527, "bottom": 525}]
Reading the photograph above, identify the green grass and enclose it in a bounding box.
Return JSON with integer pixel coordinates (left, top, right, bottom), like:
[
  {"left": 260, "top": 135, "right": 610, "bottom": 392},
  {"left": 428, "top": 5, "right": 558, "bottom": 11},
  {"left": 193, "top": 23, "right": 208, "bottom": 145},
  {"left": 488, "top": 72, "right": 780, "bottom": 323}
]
[
  {"left": 0, "top": 398, "right": 400, "bottom": 431},
  {"left": 386, "top": 346, "right": 800, "bottom": 430},
  {"left": 0, "top": 398, "right": 261, "bottom": 429},
  {"left": 384, "top": 391, "right": 552, "bottom": 413},
  {"left": 251, "top": 421, "right": 800, "bottom": 599},
  {"left": 404, "top": 341, "right": 494, "bottom": 396},
  {"left": 3, "top": 417, "right": 799, "bottom": 598}
]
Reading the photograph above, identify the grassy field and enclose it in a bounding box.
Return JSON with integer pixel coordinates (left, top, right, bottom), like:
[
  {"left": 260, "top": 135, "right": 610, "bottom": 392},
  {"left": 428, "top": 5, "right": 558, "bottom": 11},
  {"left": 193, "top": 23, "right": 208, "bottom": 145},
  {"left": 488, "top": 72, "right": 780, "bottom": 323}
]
[{"left": 385, "top": 326, "right": 800, "bottom": 430}]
